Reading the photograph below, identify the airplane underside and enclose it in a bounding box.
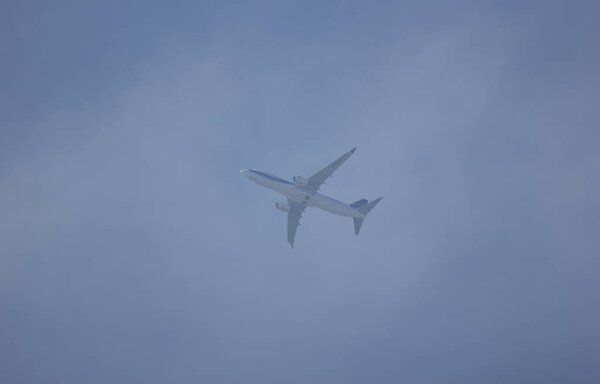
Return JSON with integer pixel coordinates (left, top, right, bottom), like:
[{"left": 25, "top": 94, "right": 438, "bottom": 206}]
[{"left": 241, "top": 148, "right": 382, "bottom": 247}]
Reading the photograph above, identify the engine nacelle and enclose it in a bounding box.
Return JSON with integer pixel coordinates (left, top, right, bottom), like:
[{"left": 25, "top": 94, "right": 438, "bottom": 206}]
[
  {"left": 275, "top": 201, "right": 291, "bottom": 212},
  {"left": 293, "top": 176, "right": 308, "bottom": 186}
]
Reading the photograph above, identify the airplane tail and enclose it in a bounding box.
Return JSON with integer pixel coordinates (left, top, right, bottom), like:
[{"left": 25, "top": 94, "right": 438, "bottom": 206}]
[{"left": 351, "top": 197, "right": 383, "bottom": 235}]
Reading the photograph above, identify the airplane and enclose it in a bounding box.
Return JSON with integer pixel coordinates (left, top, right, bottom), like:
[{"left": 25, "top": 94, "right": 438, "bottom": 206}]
[{"left": 240, "top": 148, "right": 382, "bottom": 248}]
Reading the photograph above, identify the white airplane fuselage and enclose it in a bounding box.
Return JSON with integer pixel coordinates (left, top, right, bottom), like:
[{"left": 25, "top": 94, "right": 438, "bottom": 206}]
[{"left": 240, "top": 169, "right": 365, "bottom": 219}]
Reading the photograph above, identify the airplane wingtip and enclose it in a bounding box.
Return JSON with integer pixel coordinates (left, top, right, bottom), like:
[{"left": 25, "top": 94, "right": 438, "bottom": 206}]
[{"left": 350, "top": 147, "right": 356, "bottom": 153}]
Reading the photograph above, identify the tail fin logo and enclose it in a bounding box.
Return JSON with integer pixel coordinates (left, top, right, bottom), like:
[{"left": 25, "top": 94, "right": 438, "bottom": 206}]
[{"left": 350, "top": 199, "right": 368, "bottom": 209}]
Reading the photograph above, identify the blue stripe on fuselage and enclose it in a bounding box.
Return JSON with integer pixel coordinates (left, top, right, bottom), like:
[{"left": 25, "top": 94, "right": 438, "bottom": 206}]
[{"left": 250, "top": 170, "right": 294, "bottom": 185}]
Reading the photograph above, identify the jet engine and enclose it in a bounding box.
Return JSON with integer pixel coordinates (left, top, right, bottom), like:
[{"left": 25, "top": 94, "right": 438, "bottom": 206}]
[
  {"left": 293, "top": 176, "right": 308, "bottom": 186},
  {"left": 275, "top": 201, "right": 291, "bottom": 212}
]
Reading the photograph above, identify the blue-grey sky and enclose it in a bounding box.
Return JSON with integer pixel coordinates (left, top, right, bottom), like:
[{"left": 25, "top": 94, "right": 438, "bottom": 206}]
[{"left": 2, "top": 1, "right": 599, "bottom": 383}]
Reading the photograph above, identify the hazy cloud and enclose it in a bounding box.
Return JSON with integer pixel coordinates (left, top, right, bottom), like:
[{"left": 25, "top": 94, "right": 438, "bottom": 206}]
[{"left": 2, "top": 2, "right": 599, "bottom": 383}]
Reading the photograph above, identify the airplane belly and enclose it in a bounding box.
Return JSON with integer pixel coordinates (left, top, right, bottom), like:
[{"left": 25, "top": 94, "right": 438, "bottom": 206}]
[
  {"left": 287, "top": 188, "right": 312, "bottom": 203},
  {"left": 254, "top": 178, "right": 291, "bottom": 194},
  {"left": 312, "top": 194, "right": 364, "bottom": 218}
]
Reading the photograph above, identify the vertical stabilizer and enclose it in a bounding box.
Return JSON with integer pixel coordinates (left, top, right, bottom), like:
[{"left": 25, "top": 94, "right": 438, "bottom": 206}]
[{"left": 353, "top": 218, "right": 364, "bottom": 235}]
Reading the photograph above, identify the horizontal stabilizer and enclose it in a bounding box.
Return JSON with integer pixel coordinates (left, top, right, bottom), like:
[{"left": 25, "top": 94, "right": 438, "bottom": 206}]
[
  {"left": 357, "top": 197, "right": 383, "bottom": 215},
  {"left": 352, "top": 197, "right": 382, "bottom": 235}
]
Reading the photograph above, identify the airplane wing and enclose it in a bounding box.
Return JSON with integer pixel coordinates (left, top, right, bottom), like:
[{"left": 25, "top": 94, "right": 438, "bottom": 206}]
[
  {"left": 287, "top": 199, "right": 306, "bottom": 248},
  {"left": 305, "top": 147, "right": 356, "bottom": 194}
]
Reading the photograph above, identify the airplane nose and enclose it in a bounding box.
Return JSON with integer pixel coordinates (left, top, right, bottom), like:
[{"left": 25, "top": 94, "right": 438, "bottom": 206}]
[{"left": 240, "top": 169, "right": 250, "bottom": 177}]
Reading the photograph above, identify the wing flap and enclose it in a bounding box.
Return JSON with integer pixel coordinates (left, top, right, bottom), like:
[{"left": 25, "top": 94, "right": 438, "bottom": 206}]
[
  {"left": 305, "top": 148, "right": 356, "bottom": 194},
  {"left": 286, "top": 199, "right": 306, "bottom": 248}
]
